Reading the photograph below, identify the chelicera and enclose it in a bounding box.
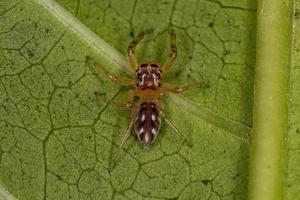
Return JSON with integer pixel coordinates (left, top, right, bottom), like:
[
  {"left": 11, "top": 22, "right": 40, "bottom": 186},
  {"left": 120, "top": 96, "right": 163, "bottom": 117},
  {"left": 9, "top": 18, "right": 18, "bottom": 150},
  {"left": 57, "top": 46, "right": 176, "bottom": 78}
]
[{"left": 87, "top": 31, "right": 208, "bottom": 150}]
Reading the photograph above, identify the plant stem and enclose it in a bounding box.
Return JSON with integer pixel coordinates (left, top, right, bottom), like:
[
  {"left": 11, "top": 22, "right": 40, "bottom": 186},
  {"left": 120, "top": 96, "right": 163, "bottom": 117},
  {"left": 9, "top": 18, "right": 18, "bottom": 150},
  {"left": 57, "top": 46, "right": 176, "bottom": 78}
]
[{"left": 248, "top": 1, "right": 293, "bottom": 200}]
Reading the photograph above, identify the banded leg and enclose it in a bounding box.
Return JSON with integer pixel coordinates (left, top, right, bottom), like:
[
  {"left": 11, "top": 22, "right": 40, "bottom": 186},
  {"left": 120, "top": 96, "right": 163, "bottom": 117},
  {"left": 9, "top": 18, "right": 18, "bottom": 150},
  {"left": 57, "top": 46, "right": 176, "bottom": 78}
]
[
  {"left": 161, "top": 82, "right": 209, "bottom": 94},
  {"left": 162, "top": 31, "right": 177, "bottom": 73},
  {"left": 87, "top": 56, "right": 135, "bottom": 86},
  {"left": 127, "top": 32, "right": 145, "bottom": 70}
]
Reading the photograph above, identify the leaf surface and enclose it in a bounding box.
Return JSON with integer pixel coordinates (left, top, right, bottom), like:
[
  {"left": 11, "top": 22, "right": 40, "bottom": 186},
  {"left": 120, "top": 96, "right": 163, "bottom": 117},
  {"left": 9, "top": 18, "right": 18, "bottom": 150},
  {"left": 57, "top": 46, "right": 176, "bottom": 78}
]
[{"left": 3, "top": 0, "right": 293, "bottom": 199}]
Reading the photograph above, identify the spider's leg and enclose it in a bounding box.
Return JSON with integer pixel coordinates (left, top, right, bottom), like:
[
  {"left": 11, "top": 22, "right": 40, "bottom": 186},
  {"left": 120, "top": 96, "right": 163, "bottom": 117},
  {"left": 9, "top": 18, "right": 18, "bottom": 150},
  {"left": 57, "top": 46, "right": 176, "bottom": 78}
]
[
  {"left": 162, "top": 31, "right": 177, "bottom": 73},
  {"left": 86, "top": 56, "right": 135, "bottom": 86},
  {"left": 109, "top": 116, "right": 135, "bottom": 169},
  {"left": 96, "top": 89, "right": 136, "bottom": 109},
  {"left": 108, "top": 91, "right": 136, "bottom": 169},
  {"left": 118, "top": 117, "right": 134, "bottom": 150},
  {"left": 116, "top": 90, "right": 136, "bottom": 149},
  {"left": 161, "top": 82, "right": 209, "bottom": 94},
  {"left": 126, "top": 89, "right": 136, "bottom": 108},
  {"left": 158, "top": 108, "right": 191, "bottom": 146},
  {"left": 128, "top": 32, "right": 145, "bottom": 70}
]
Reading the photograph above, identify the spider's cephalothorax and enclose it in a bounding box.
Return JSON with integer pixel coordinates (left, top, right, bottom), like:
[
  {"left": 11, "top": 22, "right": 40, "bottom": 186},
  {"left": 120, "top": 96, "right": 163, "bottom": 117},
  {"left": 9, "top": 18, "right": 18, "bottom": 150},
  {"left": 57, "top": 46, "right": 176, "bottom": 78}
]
[
  {"left": 134, "top": 101, "right": 161, "bottom": 148},
  {"left": 136, "top": 63, "right": 162, "bottom": 90}
]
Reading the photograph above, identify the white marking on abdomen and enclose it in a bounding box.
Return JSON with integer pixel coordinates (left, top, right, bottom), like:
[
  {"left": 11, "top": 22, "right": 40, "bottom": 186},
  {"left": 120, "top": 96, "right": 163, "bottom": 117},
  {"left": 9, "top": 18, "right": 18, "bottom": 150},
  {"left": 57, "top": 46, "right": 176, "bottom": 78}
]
[
  {"left": 139, "top": 128, "right": 144, "bottom": 134},
  {"left": 141, "top": 114, "right": 145, "bottom": 122},
  {"left": 152, "top": 128, "right": 157, "bottom": 135},
  {"left": 151, "top": 114, "right": 156, "bottom": 121},
  {"left": 144, "top": 132, "right": 150, "bottom": 144}
]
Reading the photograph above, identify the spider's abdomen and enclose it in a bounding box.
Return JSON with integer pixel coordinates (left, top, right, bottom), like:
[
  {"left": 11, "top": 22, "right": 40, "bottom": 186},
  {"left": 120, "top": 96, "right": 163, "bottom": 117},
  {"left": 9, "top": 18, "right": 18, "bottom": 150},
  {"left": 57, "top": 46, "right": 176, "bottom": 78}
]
[{"left": 134, "top": 101, "right": 161, "bottom": 148}]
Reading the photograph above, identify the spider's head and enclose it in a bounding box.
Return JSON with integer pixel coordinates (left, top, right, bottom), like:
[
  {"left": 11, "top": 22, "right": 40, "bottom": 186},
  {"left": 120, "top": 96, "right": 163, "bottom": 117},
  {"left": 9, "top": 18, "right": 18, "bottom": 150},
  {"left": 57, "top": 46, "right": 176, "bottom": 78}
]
[{"left": 136, "top": 62, "right": 162, "bottom": 89}]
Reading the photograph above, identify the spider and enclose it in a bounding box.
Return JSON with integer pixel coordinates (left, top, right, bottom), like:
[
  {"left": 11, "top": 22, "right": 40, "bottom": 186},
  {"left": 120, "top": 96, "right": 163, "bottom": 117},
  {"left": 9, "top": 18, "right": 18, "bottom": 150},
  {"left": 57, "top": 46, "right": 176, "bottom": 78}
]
[{"left": 87, "top": 31, "right": 208, "bottom": 150}]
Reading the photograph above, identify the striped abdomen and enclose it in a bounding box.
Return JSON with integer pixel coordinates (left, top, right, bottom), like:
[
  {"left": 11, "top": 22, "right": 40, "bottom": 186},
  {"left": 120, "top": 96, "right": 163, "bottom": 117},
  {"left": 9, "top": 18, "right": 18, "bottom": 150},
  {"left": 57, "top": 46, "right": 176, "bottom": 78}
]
[{"left": 134, "top": 101, "right": 161, "bottom": 148}]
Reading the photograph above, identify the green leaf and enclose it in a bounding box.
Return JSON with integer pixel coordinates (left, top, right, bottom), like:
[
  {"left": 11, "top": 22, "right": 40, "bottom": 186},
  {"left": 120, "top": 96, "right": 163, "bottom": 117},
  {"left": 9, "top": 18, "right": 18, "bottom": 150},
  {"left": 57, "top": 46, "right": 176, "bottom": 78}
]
[{"left": 0, "top": 0, "right": 295, "bottom": 199}]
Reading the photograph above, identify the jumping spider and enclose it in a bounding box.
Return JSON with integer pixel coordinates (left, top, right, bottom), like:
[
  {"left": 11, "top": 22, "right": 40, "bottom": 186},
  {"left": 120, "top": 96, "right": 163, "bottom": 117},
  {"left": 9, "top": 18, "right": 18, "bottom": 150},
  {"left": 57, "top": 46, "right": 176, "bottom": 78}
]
[{"left": 87, "top": 31, "right": 208, "bottom": 150}]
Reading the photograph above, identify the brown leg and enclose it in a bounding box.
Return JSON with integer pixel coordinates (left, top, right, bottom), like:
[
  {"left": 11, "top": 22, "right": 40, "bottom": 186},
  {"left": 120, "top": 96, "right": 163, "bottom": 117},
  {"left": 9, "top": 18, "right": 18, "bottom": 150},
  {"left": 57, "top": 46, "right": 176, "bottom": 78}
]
[
  {"left": 128, "top": 32, "right": 144, "bottom": 70},
  {"left": 161, "top": 82, "right": 209, "bottom": 94},
  {"left": 96, "top": 89, "right": 136, "bottom": 109},
  {"left": 118, "top": 117, "right": 134, "bottom": 150},
  {"left": 87, "top": 56, "right": 135, "bottom": 86},
  {"left": 158, "top": 109, "right": 191, "bottom": 146},
  {"left": 107, "top": 91, "right": 136, "bottom": 168},
  {"left": 127, "top": 89, "right": 135, "bottom": 108},
  {"left": 109, "top": 116, "right": 135, "bottom": 169},
  {"left": 162, "top": 31, "right": 177, "bottom": 73}
]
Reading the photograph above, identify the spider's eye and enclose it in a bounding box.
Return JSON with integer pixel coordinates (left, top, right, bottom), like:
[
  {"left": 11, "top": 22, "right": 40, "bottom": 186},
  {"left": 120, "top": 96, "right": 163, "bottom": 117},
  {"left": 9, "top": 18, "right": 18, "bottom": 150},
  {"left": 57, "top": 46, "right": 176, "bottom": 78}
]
[
  {"left": 150, "top": 64, "right": 158, "bottom": 68},
  {"left": 140, "top": 64, "right": 148, "bottom": 68},
  {"left": 136, "top": 82, "right": 140, "bottom": 87}
]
